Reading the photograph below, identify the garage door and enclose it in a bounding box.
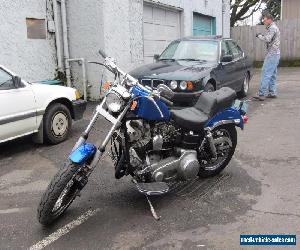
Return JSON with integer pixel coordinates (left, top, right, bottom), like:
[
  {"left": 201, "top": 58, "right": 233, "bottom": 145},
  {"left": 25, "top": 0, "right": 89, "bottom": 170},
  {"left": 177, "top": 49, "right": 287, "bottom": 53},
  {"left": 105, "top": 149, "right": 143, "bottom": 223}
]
[
  {"left": 193, "top": 13, "right": 216, "bottom": 36},
  {"left": 143, "top": 4, "right": 181, "bottom": 64}
]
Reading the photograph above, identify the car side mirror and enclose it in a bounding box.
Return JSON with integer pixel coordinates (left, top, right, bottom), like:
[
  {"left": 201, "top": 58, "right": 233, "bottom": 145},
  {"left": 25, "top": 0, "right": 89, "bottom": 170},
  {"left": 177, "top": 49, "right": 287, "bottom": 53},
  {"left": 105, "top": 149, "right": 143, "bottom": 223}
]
[
  {"left": 12, "top": 76, "right": 22, "bottom": 88},
  {"left": 154, "top": 54, "right": 160, "bottom": 61},
  {"left": 221, "top": 55, "right": 233, "bottom": 63}
]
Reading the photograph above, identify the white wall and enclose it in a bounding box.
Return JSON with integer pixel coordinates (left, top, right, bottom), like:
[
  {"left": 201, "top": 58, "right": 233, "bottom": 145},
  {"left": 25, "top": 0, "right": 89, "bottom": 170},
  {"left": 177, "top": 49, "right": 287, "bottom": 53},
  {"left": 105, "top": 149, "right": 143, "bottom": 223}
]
[
  {"left": 0, "top": 0, "right": 57, "bottom": 81},
  {"left": 67, "top": 0, "right": 104, "bottom": 99}
]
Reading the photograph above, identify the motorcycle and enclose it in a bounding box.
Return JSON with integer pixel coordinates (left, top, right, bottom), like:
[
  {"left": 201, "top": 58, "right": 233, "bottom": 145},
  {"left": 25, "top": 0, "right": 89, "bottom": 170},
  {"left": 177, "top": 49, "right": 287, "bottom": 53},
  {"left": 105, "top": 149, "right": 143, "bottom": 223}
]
[{"left": 37, "top": 50, "right": 248, "bottom": 225}]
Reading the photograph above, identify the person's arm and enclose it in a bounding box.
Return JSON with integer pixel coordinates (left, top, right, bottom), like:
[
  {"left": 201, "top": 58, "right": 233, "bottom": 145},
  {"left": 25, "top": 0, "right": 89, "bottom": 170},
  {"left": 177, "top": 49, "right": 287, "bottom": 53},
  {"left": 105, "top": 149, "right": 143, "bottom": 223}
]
[{"left": 256, "top": 26, "right": 276, "bottom": 43}]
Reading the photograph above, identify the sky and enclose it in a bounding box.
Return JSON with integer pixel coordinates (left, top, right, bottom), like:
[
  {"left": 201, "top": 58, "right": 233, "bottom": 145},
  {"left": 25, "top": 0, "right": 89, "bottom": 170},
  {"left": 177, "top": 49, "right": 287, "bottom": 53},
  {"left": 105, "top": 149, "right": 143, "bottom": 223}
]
[{"left": 236, "top": 2, "right": 267, "bottom": 26}]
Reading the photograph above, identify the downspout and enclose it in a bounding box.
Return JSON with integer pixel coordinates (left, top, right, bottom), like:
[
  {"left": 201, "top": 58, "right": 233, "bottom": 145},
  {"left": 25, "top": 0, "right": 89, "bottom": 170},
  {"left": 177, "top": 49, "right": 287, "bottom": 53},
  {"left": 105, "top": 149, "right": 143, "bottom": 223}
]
[
  {"left": 222, "top": 0, "right": 224, "bottom": 37},
  {"left": 67, "top": 58, "right": 87, "bottom": 101},
  {"left": 61, "top": 0, "right": 72, "bottom": 87},
  {"left": 52, "top": 0, "right": 63, "bottom": 72}
]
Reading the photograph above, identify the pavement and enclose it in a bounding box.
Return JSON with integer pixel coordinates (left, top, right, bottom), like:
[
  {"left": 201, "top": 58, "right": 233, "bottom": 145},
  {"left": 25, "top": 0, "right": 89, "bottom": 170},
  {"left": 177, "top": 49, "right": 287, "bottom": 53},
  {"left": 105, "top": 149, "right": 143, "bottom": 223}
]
[{"left": 0, "top": 68, "right": 299, "bottom": 250}]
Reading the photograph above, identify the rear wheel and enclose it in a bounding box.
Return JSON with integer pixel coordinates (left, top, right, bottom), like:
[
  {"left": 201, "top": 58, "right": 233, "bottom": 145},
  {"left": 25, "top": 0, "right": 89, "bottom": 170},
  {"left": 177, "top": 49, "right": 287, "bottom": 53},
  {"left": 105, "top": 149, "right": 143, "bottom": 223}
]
[
  {"left": 198, "top": 125, "right": 237, "bottom": 178},
  {"left": 37, "top": 162, "right": 83, "bottom": 225}
]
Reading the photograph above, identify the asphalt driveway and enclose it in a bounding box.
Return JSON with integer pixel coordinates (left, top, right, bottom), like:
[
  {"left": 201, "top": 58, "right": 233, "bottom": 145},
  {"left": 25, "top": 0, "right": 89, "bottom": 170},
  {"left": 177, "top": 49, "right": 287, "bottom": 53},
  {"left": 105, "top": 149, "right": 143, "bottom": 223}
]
[{"left": 0, "top": 68, "right": 299, "bottom": 250}]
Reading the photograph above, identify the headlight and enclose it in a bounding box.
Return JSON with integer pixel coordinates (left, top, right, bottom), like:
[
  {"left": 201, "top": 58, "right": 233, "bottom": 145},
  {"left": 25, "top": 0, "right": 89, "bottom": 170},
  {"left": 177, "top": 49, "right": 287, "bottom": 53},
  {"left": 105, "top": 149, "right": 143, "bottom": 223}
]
[
  {"left": 106, "top": 92, "right": 124, "bottom": 113},
  {"left": 179, "top": 81, "right": 188, "bottom": 90},
  {"left": 169, "top": 80, "right": 178, "bottom": 90}
]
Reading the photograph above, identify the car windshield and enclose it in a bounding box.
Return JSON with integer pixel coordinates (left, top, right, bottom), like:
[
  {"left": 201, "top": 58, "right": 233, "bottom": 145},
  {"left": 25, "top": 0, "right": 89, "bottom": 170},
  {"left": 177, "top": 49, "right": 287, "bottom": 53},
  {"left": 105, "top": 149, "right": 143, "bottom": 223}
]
[{"left": 159, "top": 40, "right": 219, "bottom": 62}]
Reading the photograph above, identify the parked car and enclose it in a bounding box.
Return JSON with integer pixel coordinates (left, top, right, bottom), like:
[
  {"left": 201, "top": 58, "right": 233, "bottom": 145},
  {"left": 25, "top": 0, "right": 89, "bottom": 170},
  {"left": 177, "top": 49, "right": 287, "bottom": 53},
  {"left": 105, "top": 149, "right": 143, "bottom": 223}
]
[
  {"left": 0, "top": 65, "right": 87, "bottom": 144},
  {"left": 129, "top": 36, "right": 253, "bottom": 105}
]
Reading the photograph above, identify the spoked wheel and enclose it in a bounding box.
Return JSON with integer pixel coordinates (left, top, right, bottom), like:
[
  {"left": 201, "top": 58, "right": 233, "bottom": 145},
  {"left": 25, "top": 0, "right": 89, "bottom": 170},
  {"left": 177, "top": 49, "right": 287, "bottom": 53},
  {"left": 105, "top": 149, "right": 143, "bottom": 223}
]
[
  {"left": 198, "top": 125, "right": 237, "bottom": 178},
  {"left": 37, "top": 163, "right": 84, "bottom": 225}
]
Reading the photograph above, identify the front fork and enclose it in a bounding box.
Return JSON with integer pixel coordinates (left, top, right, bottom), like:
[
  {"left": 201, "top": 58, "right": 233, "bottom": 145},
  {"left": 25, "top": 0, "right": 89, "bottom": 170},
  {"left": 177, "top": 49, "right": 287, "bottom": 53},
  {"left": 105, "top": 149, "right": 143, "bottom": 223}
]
[{"left": 71, "top": 100, "right": 130, "bottom": 174}]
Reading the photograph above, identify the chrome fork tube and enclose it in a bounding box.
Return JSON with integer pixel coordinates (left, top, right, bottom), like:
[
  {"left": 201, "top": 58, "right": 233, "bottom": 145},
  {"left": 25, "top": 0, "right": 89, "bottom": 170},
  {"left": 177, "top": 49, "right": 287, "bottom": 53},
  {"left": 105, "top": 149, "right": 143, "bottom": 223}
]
[
  {"left": 72, "top": 105, "right": 101, "bottom": 151},
  {"left": 99, "top": 105, "right": 129, "bottom": 152}
]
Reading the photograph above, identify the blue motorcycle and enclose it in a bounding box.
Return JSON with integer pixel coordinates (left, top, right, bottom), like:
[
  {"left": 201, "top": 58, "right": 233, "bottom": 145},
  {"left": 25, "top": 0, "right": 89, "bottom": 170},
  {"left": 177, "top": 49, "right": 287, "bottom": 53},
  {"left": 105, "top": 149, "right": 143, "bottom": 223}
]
[{"left": 37, "top": 50, "right": 248, "bottom": 225}]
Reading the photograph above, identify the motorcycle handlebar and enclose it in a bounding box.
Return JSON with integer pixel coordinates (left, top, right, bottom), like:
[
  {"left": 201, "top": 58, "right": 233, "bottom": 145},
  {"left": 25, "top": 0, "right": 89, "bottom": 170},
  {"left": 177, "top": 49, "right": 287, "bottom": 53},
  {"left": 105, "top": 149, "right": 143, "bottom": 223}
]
[{"left": 98, "top": 49, "right": 108, "bottom": 58}]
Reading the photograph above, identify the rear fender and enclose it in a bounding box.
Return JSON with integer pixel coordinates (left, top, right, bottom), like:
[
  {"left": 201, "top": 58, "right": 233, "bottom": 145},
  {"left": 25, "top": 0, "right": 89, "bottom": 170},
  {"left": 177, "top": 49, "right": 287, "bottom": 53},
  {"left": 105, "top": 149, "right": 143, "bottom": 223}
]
[
  {"left": 69, "top": 143, "right": 97, "bottom": 165},
  {"left": 205, "top": 108, "right": 244, "bottom": 130}
]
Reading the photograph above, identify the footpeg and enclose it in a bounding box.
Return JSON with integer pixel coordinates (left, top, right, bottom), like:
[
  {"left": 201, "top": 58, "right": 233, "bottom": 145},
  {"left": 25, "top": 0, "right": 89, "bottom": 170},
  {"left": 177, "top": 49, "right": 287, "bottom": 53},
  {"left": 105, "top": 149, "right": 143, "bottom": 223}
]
[{"left": 135, "top": 182, "right": 169, "bottom": 196}]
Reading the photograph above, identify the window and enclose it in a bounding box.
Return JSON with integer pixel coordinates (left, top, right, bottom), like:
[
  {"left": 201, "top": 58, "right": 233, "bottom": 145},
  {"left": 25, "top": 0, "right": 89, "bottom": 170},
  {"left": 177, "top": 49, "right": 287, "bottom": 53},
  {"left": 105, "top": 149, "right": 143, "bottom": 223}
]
[
  {"left": 26, "top": 18, "right": 46, "bottom": 39},
  {"left": 0, "top": 69, "right": 14, "bottom": 90},
  {"left": 227, "top": 40, "right": 243, "bottom": 60},
  {"left": 221, "top": 41, "right": 231, "bottom": 57},
  {"left": 160, "top": 40, "right": 219, "bottom": 62}
]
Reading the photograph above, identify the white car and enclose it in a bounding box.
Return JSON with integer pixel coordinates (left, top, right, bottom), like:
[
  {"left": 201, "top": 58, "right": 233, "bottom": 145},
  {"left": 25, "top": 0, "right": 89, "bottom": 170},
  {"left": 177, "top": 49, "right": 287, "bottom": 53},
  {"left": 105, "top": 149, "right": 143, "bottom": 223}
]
[{"left": 0, "top": 65, "right": 87, "bottom": 144}]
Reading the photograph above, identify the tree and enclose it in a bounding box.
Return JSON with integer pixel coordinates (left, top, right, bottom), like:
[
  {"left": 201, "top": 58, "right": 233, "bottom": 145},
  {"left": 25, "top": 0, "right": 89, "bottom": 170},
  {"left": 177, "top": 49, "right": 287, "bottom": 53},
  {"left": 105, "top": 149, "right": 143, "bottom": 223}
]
[
  {"left": 262, "top": 0, "right": 281, "bottom": 21},
  {"left": 230, "top": 0, "right": 264, "bottom": 27}
]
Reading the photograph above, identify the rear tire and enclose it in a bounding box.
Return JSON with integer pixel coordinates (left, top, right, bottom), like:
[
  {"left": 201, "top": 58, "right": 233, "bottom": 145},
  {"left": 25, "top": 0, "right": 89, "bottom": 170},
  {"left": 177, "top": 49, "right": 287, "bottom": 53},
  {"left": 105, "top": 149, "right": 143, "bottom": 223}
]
[
  {"left": 37, "top": 162, "right": 81, "bottom": 226},
  {"left": 198, "top": 125, "right": 237, "bottom": 178},
  {"left": 44, "top": 103, "right": 72, "bottom": 144}
]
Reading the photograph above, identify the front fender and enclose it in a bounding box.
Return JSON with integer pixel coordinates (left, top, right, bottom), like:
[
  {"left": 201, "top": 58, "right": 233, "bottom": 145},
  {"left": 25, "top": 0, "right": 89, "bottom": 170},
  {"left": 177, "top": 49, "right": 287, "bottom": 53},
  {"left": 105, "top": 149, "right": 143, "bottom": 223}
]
[
  {"left": 69, "top": 143, "right": 97, "bottom": 165},
  {"left": 205, "top": 108, "right": 244, "bottom": 130}
]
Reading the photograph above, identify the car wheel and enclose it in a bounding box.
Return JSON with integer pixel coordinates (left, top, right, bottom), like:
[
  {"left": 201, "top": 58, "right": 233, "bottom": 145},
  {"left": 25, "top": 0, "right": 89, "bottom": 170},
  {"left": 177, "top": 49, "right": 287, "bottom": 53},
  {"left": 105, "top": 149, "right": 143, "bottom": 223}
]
[
  {"left": 204, "top": 82, "right": 215, "bottom": 92},
  {"left": 238, "top": 74, "right": 249, "bottom": 98},
  {"left": 43, "top": 103, "right": 72, "bottom": 144}
]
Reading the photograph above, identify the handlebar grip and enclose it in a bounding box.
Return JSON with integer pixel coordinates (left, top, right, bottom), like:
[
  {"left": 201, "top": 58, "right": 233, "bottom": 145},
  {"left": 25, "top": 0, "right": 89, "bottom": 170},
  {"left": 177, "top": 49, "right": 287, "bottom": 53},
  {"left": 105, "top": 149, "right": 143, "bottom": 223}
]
[
  {"left": 98, "top": 49, "right": 108, "bottom": 58},
  {"left": 159, "top": 96, "right": 173, "bottom": 106}
]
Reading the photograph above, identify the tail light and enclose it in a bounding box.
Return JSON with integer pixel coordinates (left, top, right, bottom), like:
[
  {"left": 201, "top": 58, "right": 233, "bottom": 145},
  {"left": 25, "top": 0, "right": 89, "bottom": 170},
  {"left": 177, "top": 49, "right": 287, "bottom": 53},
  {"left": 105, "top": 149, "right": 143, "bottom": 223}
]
[{"left": 242, "top": 115, "right": 249, "bottom": 124}]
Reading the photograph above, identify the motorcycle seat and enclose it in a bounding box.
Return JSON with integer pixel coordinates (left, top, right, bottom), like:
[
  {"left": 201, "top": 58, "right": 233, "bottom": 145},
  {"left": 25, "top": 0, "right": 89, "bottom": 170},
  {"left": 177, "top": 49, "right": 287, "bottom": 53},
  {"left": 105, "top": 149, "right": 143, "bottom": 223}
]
[{"left": 171, "top": 87, "right": 236, "bottom": 132}]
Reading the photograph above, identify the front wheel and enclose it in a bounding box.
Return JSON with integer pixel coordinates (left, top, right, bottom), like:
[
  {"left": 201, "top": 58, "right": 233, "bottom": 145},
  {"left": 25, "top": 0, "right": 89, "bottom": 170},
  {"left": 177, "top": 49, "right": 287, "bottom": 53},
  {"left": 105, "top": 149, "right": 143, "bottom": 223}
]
[
  {"left": 37, "top": 162, "right": 83, "bottom": 225},
  {"left": 237, "top": 74, "right": 250, "bottom": 98},
  {"left": 198, "top": 125, "right": 237, "bottom": 178}
]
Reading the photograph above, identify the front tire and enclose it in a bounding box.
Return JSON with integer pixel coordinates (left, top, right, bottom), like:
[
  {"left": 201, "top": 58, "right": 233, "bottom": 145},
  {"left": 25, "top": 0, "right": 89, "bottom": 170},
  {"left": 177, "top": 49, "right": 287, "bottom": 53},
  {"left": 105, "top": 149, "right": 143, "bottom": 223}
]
[
  {"left": 237, "top": 73, "right": 250, "bottom": 98},
  {"left": 37, "top": 163, "right": 81, "bottom": 225},
  {"left": 198, "top": 125, "right": 237, "bottom": 178},
  {"left": 44, "top": 103, "right": 72, "bottom": 144}
]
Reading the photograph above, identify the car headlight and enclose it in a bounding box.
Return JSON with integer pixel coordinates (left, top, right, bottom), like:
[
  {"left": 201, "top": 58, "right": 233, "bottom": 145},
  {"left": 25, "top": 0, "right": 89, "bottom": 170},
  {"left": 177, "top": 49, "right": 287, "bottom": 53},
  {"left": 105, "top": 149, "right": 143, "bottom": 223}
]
[
  {"left": 169, "top": 80, "right": 178, "bottom": 90},
  {"left": 179, "top": 81, "right": 188, "bottom": 90},
  {"left": 106, "top": 92, "right": 124, "bottom": 113}
]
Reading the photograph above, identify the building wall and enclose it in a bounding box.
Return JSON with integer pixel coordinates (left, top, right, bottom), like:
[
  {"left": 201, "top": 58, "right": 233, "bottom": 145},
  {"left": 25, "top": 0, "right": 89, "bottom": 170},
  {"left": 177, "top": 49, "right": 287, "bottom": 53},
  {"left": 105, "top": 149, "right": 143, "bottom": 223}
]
[
  {"left": 282, "top": 0, "right": 300, "bottom": 20},
  {"left": 67, "top": 0, "right": 104, "bottom": 98},
  {"left": 0, "top": 0, "right": 230, "bottom": 100},
  {"left": 0, "top": 0, "right": 57, "bottom": 82},
  {"left": 145, "top": 0, "right": 230, "bottom": 38}
]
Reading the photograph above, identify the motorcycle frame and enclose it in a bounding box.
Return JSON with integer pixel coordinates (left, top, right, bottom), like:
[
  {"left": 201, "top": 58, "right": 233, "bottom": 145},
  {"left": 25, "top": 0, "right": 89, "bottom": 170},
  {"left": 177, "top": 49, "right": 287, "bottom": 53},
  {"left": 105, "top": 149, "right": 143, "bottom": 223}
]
[{"left": 69, "top": 56, "right": 246, "bottom": 177}]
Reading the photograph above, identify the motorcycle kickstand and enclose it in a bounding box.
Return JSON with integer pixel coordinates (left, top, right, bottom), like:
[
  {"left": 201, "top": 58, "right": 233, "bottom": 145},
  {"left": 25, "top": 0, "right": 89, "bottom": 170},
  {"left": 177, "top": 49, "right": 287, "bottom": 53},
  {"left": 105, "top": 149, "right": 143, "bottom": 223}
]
[
  {"left": 132, "top": 179, "right": 161, "bottom": 221},
  {"left": 145, "top": 195, "right": 161, "bottom": 221}
]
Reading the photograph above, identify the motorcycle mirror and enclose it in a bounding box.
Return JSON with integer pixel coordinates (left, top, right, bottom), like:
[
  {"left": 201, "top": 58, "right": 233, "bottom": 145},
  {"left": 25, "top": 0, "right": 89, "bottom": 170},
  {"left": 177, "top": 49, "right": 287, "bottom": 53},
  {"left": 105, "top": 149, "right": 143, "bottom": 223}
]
[{"left": 157, "top": 84, "right": 174, "bottom": 99}]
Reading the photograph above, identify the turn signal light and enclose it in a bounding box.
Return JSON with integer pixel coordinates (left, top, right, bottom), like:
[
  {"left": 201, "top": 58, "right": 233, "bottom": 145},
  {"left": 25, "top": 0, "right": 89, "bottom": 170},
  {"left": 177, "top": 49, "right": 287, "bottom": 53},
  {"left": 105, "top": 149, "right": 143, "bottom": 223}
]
[
  {"left": 242, "top": 115, "right": 249, "bottom": 124},
  {"left": 102, "top": 81, "right": 111, "bottom": 91},
  {"left": 131, "top": 100, "right": 137, "bottom": 111},
  {"left": 187, "top": 81, "right": 193, "bottom": 91}
]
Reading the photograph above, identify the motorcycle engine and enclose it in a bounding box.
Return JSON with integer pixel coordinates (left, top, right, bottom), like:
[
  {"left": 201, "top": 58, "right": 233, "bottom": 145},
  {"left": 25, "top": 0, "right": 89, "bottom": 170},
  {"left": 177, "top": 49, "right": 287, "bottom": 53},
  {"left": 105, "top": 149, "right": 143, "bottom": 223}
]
[{"left": 126, "top": 121, "right": 200, "bottom": 181}]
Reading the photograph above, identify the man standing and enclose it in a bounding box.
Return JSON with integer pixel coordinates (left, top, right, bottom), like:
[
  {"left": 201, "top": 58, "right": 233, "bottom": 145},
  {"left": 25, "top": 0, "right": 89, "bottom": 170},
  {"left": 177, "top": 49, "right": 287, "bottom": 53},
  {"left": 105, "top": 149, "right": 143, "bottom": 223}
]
[{"left": 253, "top": 13, "right": 280, "bottom": 101}]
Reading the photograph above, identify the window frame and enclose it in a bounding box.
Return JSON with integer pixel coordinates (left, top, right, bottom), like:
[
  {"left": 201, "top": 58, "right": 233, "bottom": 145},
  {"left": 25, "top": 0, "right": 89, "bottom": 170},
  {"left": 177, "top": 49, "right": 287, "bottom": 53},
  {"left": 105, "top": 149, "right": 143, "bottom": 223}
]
[
  {"left": 226, "top": 40, "right": 244, "bottom": 60},
  {"left": 0, "top": 68, "right": 15, "bottom": 91}
]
